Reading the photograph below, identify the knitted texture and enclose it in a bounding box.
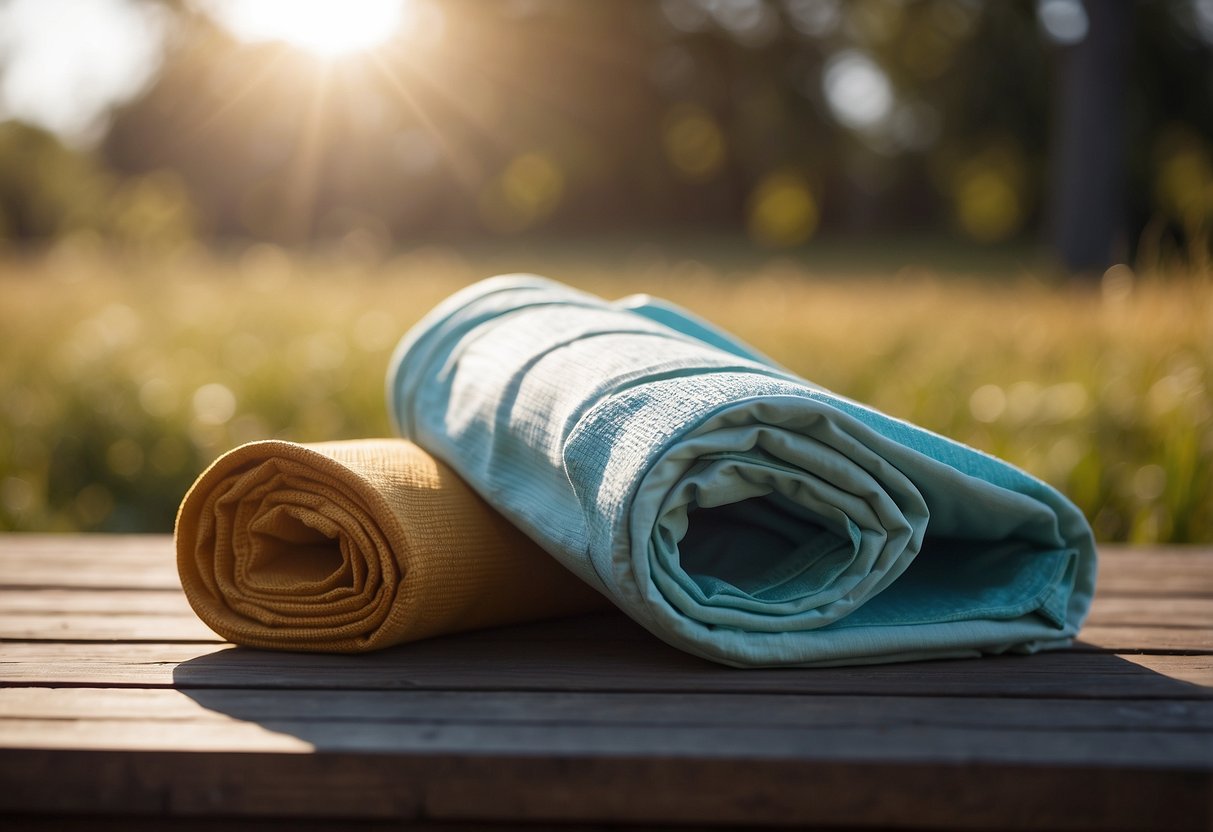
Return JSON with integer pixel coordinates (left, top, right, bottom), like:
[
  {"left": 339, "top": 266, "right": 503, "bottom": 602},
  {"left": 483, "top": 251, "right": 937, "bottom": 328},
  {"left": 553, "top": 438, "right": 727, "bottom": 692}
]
[
  {"left": 175, "top": 438, "right": 606, "bottom": 652},
  {"left": 387, "top": 274, "right": 1098, "bottom": 667}
]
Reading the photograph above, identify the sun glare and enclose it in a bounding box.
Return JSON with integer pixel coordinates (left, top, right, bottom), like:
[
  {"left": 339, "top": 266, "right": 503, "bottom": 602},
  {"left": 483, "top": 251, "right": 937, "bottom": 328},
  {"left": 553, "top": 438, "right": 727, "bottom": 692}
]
[{"left": 206, "top": 0, "right": 409, "bottom": 58}]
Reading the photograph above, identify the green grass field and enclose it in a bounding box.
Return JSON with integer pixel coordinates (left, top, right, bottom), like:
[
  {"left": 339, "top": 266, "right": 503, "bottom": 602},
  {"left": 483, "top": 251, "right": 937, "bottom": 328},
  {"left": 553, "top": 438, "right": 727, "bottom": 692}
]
[{"left": 2, "top": 240, "right": 1210, "bottom": 542}]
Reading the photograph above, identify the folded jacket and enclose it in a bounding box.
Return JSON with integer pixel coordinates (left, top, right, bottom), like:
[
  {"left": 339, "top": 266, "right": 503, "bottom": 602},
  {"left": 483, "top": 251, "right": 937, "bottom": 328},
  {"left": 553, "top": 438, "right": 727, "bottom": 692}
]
[
  {"left": 175, "top": 438, "right": 606, "bottom": 652},
  {"left": 387, "top": 274, "right": 1098, "bottom": 667}
]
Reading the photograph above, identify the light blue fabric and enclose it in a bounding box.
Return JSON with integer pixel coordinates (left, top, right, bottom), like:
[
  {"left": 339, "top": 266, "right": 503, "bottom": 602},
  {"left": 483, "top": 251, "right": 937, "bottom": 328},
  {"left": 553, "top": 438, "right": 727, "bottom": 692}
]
[{"left": 387, "top": 274, "right": 1097, "bottom": 667}]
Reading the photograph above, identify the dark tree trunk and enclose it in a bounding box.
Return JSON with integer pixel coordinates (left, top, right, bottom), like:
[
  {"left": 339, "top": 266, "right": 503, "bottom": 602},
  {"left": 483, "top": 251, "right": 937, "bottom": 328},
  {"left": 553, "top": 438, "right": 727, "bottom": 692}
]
[{"left": 1049, "top": 0, "right": 1131, "bottom": 274}]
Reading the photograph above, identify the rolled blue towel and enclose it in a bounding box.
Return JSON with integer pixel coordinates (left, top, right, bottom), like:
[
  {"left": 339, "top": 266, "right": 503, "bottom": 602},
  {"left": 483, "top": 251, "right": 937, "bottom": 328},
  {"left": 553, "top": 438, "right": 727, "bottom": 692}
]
[{"left": 387, "top": 275, "right": 1097, "bottom": 667}]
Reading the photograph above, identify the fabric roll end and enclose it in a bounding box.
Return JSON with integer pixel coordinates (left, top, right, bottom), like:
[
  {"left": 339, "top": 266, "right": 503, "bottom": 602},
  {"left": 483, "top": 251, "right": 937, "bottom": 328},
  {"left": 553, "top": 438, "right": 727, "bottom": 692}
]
[{"left": 175, "top": 438, "right": 610, "bottom": 654}]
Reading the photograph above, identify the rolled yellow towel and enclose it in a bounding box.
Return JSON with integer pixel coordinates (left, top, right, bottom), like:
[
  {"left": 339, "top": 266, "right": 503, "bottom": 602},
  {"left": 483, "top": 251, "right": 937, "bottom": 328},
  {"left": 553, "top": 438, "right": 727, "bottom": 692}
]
[{"left": 175, "top": 438, "right": 607, "bottom": 652}]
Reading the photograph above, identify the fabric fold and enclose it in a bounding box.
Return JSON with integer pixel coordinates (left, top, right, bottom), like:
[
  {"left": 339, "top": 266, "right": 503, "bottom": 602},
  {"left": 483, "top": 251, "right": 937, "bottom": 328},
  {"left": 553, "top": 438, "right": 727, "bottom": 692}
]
[
  {"left": 175, "top": 438, "right": 606, "bottom": 652},
  {"left": 387, "top": 274, "right": 1098, "bottom": 667}
]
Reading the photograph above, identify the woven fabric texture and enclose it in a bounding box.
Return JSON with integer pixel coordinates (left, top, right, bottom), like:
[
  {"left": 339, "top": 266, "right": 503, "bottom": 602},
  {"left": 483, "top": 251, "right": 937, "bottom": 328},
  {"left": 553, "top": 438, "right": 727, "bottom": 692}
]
[
  {"left": 175, "top": 438, "right": 606, "bottom": 652},
  {"left": 387, "top": 274, "right": 1099, "bottom": 667}
]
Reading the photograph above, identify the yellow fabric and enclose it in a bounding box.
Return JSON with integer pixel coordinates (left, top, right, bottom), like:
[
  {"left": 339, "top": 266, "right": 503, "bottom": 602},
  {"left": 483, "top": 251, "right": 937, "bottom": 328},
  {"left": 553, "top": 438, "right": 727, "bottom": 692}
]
[{"left": 175, "top": 438, "right": 607, "bottom": 652}]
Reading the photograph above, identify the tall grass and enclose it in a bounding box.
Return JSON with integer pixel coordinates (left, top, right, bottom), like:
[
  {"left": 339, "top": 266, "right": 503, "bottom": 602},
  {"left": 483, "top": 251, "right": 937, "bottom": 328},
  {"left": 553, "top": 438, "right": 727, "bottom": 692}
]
[{"left": 1, "top": 241, "right": 1209, "bottom": 542}]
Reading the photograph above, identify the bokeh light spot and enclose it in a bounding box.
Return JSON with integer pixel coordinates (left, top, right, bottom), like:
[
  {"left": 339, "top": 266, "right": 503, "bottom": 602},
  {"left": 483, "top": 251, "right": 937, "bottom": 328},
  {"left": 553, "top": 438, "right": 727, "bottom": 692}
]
[
  {"left": 662, "top": 104, "right": 727, "bottom": 182},
  {"left": 1040, "top": 382, "right": 1090, "bottom": 422},
  {"left": 707, "top": 0, "right": 779, "bottom": 47},
  {"left": 785, "top": 0, "right": 842, "bottom": 37},
  {"left": 1037, "top": 0, "right": 1089, "bottom": 46},
  {"left": 1005, "top": 381, "right": 1042, "bottom": 425},
  {"left": 478, "top": 152, "right": 565, "bottom": 234},
  {"left": 1132, "top": 464, "right": 1167, "bottom": 502},
  {"left": 822, "top": 50, "right": 894, "bottom": 132},
  {"left": 747, "top": 171, "right": 818, "bottom": 247},
  {"left": 954, "top": 167, "right": 1023, "bottom": 242},
  {"left": 969, "top": 384, "right": 1007, "bottom": 423},
  {"left": 1101, "top": 264, "right": 1135, "bottom": 305},
  {"left": 192, "top": 382, "right": 237, "bottom": 426}
]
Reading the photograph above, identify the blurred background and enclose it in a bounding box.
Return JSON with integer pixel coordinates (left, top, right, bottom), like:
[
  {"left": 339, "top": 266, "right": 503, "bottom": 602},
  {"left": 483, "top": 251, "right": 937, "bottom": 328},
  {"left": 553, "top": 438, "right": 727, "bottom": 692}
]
[{"left": 0, "top": 0, "right": 1210, "bottom": 542}]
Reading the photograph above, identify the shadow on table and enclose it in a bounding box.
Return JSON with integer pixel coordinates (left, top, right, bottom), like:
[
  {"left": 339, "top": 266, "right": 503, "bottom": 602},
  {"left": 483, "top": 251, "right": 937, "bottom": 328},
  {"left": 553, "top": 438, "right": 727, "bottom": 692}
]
[
  {"left": 171, "top": 610, "right": 1212, "bottom": 702},
  {"left": 168, "top": 616, "right": 1212, "bottom": 828}
]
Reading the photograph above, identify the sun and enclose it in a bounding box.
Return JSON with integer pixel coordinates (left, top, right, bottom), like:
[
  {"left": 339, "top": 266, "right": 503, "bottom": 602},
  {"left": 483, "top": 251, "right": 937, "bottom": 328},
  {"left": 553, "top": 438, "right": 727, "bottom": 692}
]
[{"left": 206, "top": 0, "right": 411, "bottom": 58}]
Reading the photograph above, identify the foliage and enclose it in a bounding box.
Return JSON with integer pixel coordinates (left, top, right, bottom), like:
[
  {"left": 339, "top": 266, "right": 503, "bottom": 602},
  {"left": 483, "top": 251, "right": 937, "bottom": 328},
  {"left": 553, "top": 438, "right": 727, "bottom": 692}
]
[
  {"left": 0, "top": 122, "right": 197, "bottom": 250},
  {"left": 1, "top": 2, "right": 1211, "bottom": 270},
  {"left": 0, "top": 122, "right": 110, "bottom": 240},
  {"left": 80, "top": 1, "right": 1213, "bottom": 253},
  {"left": 1, "top": 243, "right": 1209, "bottom": 542}
]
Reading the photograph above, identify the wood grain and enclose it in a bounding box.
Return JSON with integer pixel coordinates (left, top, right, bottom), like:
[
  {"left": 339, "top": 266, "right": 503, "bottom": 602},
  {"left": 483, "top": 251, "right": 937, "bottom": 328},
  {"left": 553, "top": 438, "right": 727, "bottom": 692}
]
[
  {"left": 5, "top": 714, "right": 1210, "bottom": 767},
  {"left": 1084, "top": 596, "right": 1213, "bottom": 627},
  {"left": 2, "top": 590, "right": 1210, "bottom": 653},
  {"left": 1096, "top": 548, "right": 1213, "bottom": 596},
  {"left": 1, "top": 534, "right": 1210, "bottom": 832},
  {"left": 3, "top": 686, "right": 1209, "bottom": 729},
  {"left": 0, "top": 749, "right": 1207, "bottom": 831},
  {"left": 3, "top": 536, "right": 1211, "bottom": 595},
  {"left": 2, "top": 638, "right": 1211, "bottom": 697}
]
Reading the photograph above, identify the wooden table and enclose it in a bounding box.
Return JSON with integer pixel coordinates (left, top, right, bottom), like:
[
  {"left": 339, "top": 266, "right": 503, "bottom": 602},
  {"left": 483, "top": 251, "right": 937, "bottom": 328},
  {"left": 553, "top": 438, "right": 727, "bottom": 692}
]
[{"left": 0, "top": 535, "right": 1209, "bottom": 831}]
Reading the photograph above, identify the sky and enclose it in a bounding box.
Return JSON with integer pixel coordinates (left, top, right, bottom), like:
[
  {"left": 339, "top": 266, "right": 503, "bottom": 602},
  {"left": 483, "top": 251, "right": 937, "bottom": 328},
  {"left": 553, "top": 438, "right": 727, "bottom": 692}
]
[
  {"left": 0, "top": 0, "right": 412, "bottom": 146},
  {"left": 0, "top": 0, "right": 168, "bottom": 145}
]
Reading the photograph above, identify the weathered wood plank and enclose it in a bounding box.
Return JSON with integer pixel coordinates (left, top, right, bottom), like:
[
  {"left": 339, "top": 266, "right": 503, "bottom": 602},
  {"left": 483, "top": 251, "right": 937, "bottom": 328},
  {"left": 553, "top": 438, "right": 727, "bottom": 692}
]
[
  {"left": 2, "top": 617, "right": 1208, "bottom": 653},
  {"left": 1084, "top": 597, "right": 1213, "bottom": 627},
  {"left": 2, "top": 639, "right": 1210, "bottom": 698},
  {"left": 0, "top": 588, "right": 194, "bottom": 615},
  {"left": 1, "top": 590, "right": 1209, "bottom": 647},
  {"left": 0, "top": 536, "right": 1210, "bottom": 832},
  {"left": 0, "top": 748, "right": 1206, "bottom": 832},
  {"left": 0, "top": 562, "right": 180, "bottom": 590},
  {"left": 0, "top": 534, "right": 177, "bottom": 588},
  {"left": 1078, "top": 625, "right": 1213, "bottom": 653},
  {"left": 0, "top": 534, "right": 170, "bottom": 557},
  {"left": 4, "top": 715, "right": 1210, "bottom": 768},
  {"left": 4, "top": 686, "right": 1209, "bottom": 733},
  {"left": 0, "top": 820, "right": 618, "bottom": 832},
  {"left": 0, "top": 613, "right": 220, "bottom": 642},
  {"left": 3, "top": 536, "right": 1212, "bottom": 598},
  {"left": 1097, "top": 548, "right": 1213, "bottom": 596}
]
